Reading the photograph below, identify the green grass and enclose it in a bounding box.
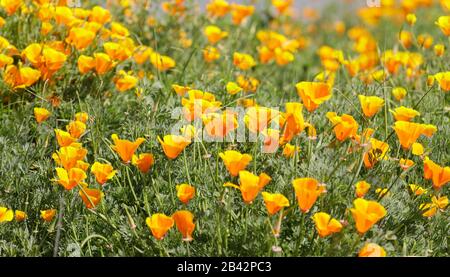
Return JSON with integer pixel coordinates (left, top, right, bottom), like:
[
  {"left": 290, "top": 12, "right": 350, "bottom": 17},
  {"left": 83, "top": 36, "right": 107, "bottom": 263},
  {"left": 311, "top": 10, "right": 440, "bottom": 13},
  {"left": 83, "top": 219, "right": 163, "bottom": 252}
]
[{"left": 0, "top": 0, "right": 449, "bottom": 256}]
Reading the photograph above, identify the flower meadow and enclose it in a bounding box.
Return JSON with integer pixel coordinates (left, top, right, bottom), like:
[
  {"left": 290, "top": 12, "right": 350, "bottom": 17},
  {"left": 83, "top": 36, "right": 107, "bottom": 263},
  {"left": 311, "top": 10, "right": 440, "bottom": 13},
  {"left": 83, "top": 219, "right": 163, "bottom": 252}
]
[{"left": 0, "top": 0, "right": 449, "bottom": 257}]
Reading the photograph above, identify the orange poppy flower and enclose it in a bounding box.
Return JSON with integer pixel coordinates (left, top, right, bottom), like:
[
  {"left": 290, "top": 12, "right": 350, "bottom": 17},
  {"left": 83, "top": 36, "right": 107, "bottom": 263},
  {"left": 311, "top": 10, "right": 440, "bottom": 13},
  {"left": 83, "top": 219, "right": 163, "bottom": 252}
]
[
  {"left": 132, "top": 153, "right": 155, "bottom": 173},
  {"left": 282, "top": 143, "right": 300, "bottom": 158},
  {"left": 233, "top": 52, "right": 256, "bottom": 70},
  {"left": 219, "top": 150, "right": 252, "bottom": 177},
  {"left": 77, "top": 55, "right": 95, "bottom": 74},
  {"left": 66, "top": 27, "right": 96, "bottom": 50},
  {"left": 146, "top": 213, "right": 174, "bottom": 240},
  {"left": 358, "top": 243, "right": 387, "bottom": 257},
  {"left": 202, "top": 112, "right": 238, "bottom": 138},
  {"left": 176, "top": 184, "right": 195, "bottom": 204},
  {"left": 15, "top": 210, "right": 27, "bottom": 222},
  {"left": 312, "top": 212, "right": 343, "bottom": 238},
  {"left": 52, "top": 145, "right": 88, "bottom": 171},
  {"left": 436, "top": 16, "right": 450, "bottom": 36},
  {"left": 34, "top": 107, "right": 51, "bottom": 124},
  {"left": 172, "top": 210, "right": 195, "bottom": 241},
  {"left": 224, "top": 171, "right": 271, "bottom": 204},
  {"left": 280, "top": 102, "right": 305, "bottom": 144},
  {"left": 3, "top": 65, "right": 41, "bottom": 89},
  {"left": 89, "top": 5, "right": 111, "bottom": 25},
  {"left": 158, "top": 135, "right": 191, "bottom": 160},
  {"left": 363, "top": 138, "right": 389, "bottom": 168},
  {"left": 55, "top": 167, "right": 87, "bottom": 190},
  {"left": 292, "top": 178, "right": 325, "bottom": 213},
  {"left": 91, "top": 162, "right": 117, "bottom": 185},
  {"left": 204, "top": 25, "right": 228, "bottom": 44},
  {"left": 399, "top": 158, "right": 414, "bottom": 170},
  {"left": 40, "top": 209, "right": 57, "bottom": 222},
  {"left": 349, "top": 198, "right": 386, "bottom": 234},
  {"left": 261, "top": 192, "right": 290, "bottom": 215},
  {"left": 0, "top": 0, "right": 22, "bottom": 15},
  {"left": 66, "top": 120, "right": 86, "bottom": 139},
  {"left": 55, "top": 129, "right": 77, "bottom": 147},
  {"left": 111, "top": 134, "right": 145, "bottom": 163},
  {"left": 390, "top": 106, "right": 420, "bottom": 122},
  {"left": 150, "top": 52, "right": 176, "bottom": 71},
  {"left": 393, "top": 121, "right": 437, "bottom": 149},
  {"left": 296, "top": 82, "right": 332, "bottom": 112},
  {"left": 358, "top": 95, "right": 384, "bottom": 118},
  {"left": 326, "top": 112, "right": 359, "bottom": 142},
  {"left": 206, "top": 0, "right": 230, "bottom": 18},
  {"left": 423, "top": 157, "right": 450, "bottom": 190},
  {"left": 355, "top": 181, "right": 371, "bottom": 198},
  {"left": 0, "top": 207, "right": 13, "bottom": 223},
  {"left": 79, "top": 186, "right": 104, "bottom": 209},
  {"left": 203, "top": 46, "right": 221, "bottom": 63},
  {"left": 434, "top": 72, "right": 450, "bottom": 92},
  {"left": 94, "top": 52, "right": 114, "bottom": 75},
  {"left": 230, "top": 4, "right": 254, "bottom": 25}
]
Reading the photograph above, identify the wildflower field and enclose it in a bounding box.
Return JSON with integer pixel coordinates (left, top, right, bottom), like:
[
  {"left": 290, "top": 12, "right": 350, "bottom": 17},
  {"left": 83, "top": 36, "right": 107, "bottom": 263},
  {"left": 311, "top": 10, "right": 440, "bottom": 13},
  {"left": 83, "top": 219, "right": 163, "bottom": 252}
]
[{"left": 0, "top": 0, "right": 449, "bottom": 257}]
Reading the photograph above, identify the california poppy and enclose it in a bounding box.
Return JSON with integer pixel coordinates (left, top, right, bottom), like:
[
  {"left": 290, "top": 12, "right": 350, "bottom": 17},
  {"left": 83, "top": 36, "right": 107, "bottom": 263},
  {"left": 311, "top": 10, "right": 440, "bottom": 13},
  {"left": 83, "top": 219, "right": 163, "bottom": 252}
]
[
  {"left": 66, "top": 120, "right": 86, "bottom": 139},
  {"left": 295, "top": 82, "right": 332, "bottom": 112},
  {"left": 390, "top": 106, "right": 420, "bottom": 122},
  {"left": 358, "top": 95, "right": 384, "bottom": 118},
  {"left": 176, "top": 184, "right": 195, "bottom": 204},
  {"left": 79, "top": 186, "right": 104, "bottom": 209},
  {"left": 132, "top": 153, "right": 155, "bottom": 173},
  {"left": 358, "top": 243, "right": 386, "bottom": 257},
  {"left": 224, "top": 171, "right": 271, "bottom": 204},
  {"left": 0, "top": 207, "right": 13, "bottom": 223},
  {"left": 158, "top": 135, "right": 190, "bottom": 160},
  {"left": 172, "top": 210, "right": 195, "bottom": 241},
  {"left": 40, "top": 209, "right": 57, "bottom": 222},
  {"left": 55, "top": 167, "right": 87, "bottom": 190},
  {"left": 311, "top": 212, "right": 343, "bottom": 237},
  {"left": 423, "top": 157, "right": 450, "bottom": 190},
  {"left": 219, "top": 150, "right": 252, "bottom": 177},
  {"left": 326, "top": 112, "right": 359, "bottom": 142},
  {"left": 146, "top": 213, "right": 174, "bottom": 240},
  {"left": 261, "top": 192, "right": 290, "bottom": 215},
  {"left": 34, "top": 107, "right": 51, "bottom": 124},
  {"left": 349, "top": 198, "right": 386, "bottom": 234},
  {"left": 204, "top": 25, "right": 228, "bottom": 44},
  {"left": 233, "top": 52, "right": 256, "bottom": 70},
  {"left": 355, "top": 181, "right": 371, "bottom": 198},
  {"left": 91, "top": 162, "right": 117, "bottom": 185},
  {"left": 393, "top": 121, "right": 437, "bottom": 149},
  {"left": 292, "top": 178, "right": 325, "bottom": 213},
  {"left": 111, "top": 134, "right": 145, "bottom": 163},
  {"left": 14, "top": 210, "right": 27, "bottom": 222}
]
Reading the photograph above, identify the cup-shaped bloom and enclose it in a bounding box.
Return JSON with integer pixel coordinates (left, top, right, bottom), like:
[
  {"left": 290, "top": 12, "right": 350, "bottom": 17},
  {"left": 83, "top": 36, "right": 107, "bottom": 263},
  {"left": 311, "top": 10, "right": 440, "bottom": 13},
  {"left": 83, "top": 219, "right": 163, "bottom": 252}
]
[
  {"left": 0, "top": 0, "right": 22, "bottom": 15},
  {"left": 282, "top": 143, "right": 300, "bottom": 158},
  {"left": 52, "top": 145, "right": 87, "bottom": 170},
  {"left": 261, "top": 192, "right": 290, "bottom": 215},
  {"left": 55, "top": 129, "right": 77, "bottom": 147},
  {"left": 176, "top": 184, "right": 196, "bottom": 204},
  {"left": 77, "top": 55, "right": 95, "bottom": 74},
  {"left": 150, "top": 52, "right": 176, "bottom": 71},
  {"left": 292, "top": 178, "right": 325, "bottom": 213},
  {"left": 114, "top": 70, "right": 138, "bottom": 92},
  {"left": 15, "top": 210, "right": 27, "bottom": 222},
  {"left": 79, "top": 186, "right": 104, "bottom": 209},
  {"left": 295, "top": 82, "right": 332, "bottom": 112},
  {"left": 204, "top": 25, "right": 228, "bottom": 44},
  {"left": 281, "top": 102, "right": 305, "bottom": 143},
  {"left": 146, "top": 213, "right": 174, "bottom": 240},
  {"left": 355, "top": 181, "right": 371, "bottom": 198},
  {"left": 104, "top": 42, "right": 131, "bottom": 62},
  {"left": 158, "top": 135, "right": 190, "bottom": 160},
  {"left": 434, "top": 72, "right": 450, "bottom": 92},
  {"left": 423, "top": 157, "right": 450, "bottom": 190},
  {"left": 3, "top": 65, "right": 41, "bottom": 89},
  {"left": 392, "top": 87, "right": 407, "bottom": 101},
  {"left": 225, "top": 171, "right": 271, "bottom": 204},
  {"left": 203, "top": 46, "right": 221, "bottom": 63},
  {"left": 363, "top": 138, "right": 389, "bottom": 168},
  {"left": 358, "top": 243, "right": 386, "bottom": 257},
  {"left": 202, "top": 111, "right": 238, "bottom": 138},
  {"left": 94, "top": 52, "right": 114, "bottom": 75},
  {"left": 66, "top": 27, "right": 96, "bottom": 50},
  {"left": 89, "top": 5, "right": 111, "bottom": 25},
  {"left": 111, "top": 134, "right": 145, "bottom": 163},
  {"left": 311, "top": 212, "right": 343, "bottom": 237},
  {"left": 34, "top": 107, "right": 51, "bottom": 124},
  {"left": 358, "top": 95, "right": 384, "bottom": 118},
  {"left": 390, "top": 106, "right": 420, "bottom": 122},
  {"left": 40, "top": 209, "right": 56, "bottom": 222},
  {"left": 233, "top": 52, "right": 256, "bottom": 70},
  {"left": 55, "top": 167, "right": 87, "bottom": 190},
  {"left": 206, "top": 0, "right": 230, "bottom": 17},
  {"left": 91, "top": 162, "right": 117, "bottom": 185},
  {"left": 436, "top": 16, "right": 450, "bottom": 36},
  {"left": 219, "top": 150, "right": 252, "bottom": 177},
  {"left": 230, "top": 4, "right": 254, "bottom": 25},
  {"left": 172, "top": 210, "right": 195, "bottom": 241},
  {"left": 393, "top": 121, "right": 437, "bottom": 149},
  {"left": 349, "top": 198, "right": 387, "bottom": 234},
  {"left": 66, "top": 120, "right": 86, "bottom": 139},
  {"left": 326, "top": 112, "right": 358, "bottom": 142},
  {"left": 0, "top": 207, "right": 13, "bottom": 223},
  {"left": 132, "top": 153, "right": 154, "bottom": 173},
  {"left": 409, "top": 184, "right": 427, "bottom": 196}
]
